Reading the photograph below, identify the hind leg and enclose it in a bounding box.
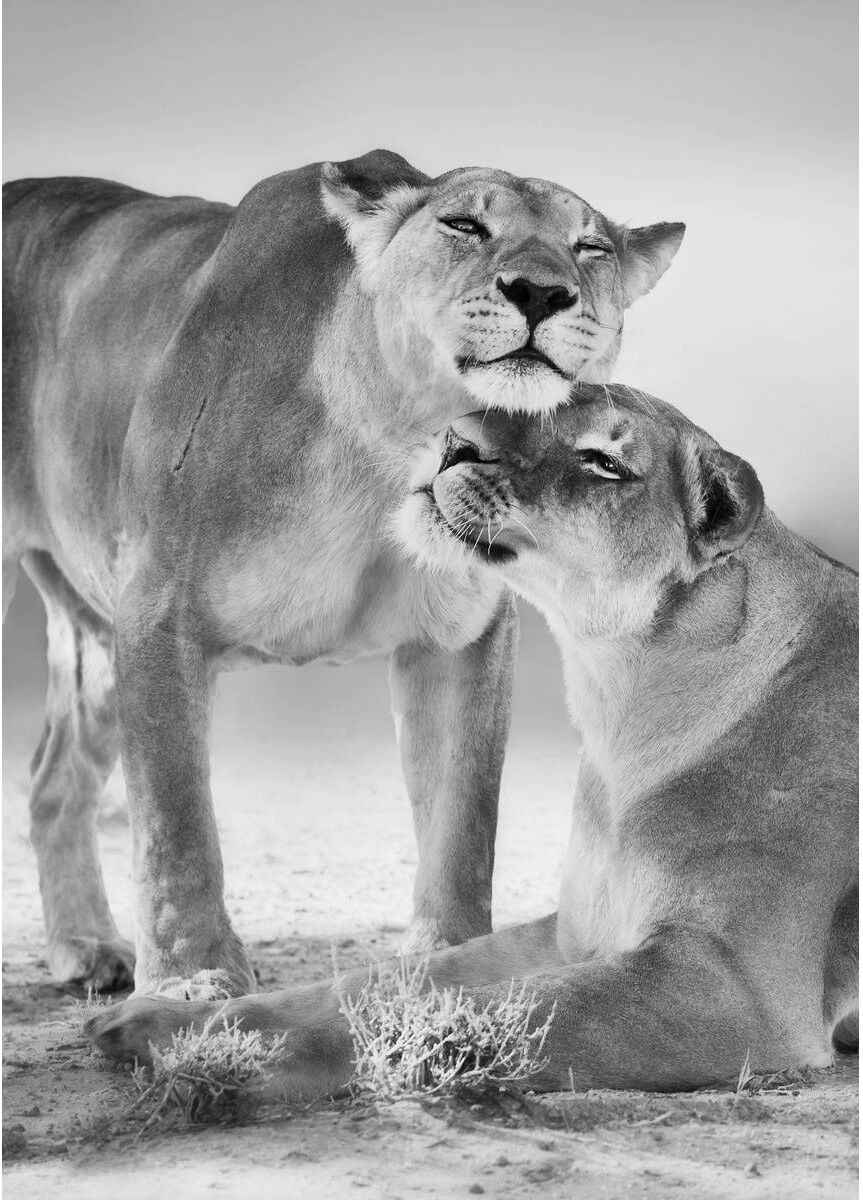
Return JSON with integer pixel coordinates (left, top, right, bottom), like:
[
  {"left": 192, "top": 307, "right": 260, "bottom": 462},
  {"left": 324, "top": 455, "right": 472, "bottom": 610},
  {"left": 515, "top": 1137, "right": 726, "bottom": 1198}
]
[{"left": 23, "top": 551, "right": 134, "bottom": 990}]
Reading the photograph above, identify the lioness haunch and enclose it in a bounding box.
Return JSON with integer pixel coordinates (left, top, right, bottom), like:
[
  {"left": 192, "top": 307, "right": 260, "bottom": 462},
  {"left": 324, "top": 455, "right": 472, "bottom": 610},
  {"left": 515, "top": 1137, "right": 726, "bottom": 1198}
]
[{"left": 88, "top": 384, "right": 857, "bottom": 1092}]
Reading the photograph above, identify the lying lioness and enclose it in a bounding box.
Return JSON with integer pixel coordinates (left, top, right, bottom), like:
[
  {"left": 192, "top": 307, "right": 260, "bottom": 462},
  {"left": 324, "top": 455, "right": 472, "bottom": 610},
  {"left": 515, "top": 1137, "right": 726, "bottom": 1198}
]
[
  {"left": 89, "top": 385, "right": 858, "bottom": 1090},
  {"left": 3, "top": 152, "right": 684, "bottom": 992}
]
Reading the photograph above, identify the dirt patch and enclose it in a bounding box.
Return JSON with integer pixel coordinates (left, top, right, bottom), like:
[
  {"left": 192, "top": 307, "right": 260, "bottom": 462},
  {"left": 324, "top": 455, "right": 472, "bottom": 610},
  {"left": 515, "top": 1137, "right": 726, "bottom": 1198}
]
[
  {"left": 3, "top": 690, "right": 858, "bottom": 1197},
  {"left": 3, "top": 988, "right": 858, "bottom": 1200}
]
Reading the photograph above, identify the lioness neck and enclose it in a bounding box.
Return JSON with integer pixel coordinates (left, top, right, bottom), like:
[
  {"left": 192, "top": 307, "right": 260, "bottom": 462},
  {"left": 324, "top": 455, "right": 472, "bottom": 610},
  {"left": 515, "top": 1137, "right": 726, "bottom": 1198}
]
[
  {"left": 311, "top": 277, "right": 474, "bottom": 455},
  {"left": 551, "top": 513, "right": 822, "bottom": 807}
]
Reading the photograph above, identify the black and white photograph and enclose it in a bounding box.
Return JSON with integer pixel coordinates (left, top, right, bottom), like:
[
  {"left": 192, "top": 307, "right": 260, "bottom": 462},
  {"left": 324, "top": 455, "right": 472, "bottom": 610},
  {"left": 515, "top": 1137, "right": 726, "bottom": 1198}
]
[{"left": 2, "top": 0, "right": 858, "bottom": 1195}]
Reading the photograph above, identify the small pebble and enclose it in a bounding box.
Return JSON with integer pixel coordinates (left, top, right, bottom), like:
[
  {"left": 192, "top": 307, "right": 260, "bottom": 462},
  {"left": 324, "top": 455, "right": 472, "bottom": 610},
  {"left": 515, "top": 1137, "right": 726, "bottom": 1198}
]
[{"left": 468, "top": 1186, "right": 485, "bottom": 1195}]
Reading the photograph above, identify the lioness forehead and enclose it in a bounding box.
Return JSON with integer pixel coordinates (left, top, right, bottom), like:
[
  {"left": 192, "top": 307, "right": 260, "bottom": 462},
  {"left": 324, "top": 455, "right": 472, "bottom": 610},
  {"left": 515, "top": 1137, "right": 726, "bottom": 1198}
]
[
  {"left": 431, "top": 167, "right": 605, "bottom": 234},
  {"left": 569, "top": 387, "right": 693, "bottom": 433},
  {"left": 542, "top": 388, "right": 703, "bottom": 463}
]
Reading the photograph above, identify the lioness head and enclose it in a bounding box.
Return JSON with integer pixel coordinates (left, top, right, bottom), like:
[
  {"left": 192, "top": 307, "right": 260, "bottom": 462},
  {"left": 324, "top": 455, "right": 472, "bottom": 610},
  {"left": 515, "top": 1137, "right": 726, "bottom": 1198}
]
[
  {"left": 396, "top": 385, "right": 763, "bottom": 637},
  {"left": 322, "top": 151, "right": 685, "bottom": 415}
]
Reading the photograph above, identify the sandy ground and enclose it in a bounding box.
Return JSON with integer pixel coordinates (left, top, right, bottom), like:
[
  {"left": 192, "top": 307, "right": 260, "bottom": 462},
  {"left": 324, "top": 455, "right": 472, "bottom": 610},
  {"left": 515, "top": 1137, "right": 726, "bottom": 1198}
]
[{"left": 2, "top": 616, "right": 859, "bottom": 1199}]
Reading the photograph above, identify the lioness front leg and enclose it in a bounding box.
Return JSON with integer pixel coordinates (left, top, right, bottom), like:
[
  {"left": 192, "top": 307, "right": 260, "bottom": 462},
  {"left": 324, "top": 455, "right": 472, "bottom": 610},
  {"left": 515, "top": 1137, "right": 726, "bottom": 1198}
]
[
  {"left": 390, "top": 591, "right": 518, "bottom": 950},
  {"left": 115, "top": 568, "right": 254, "bottom": 997},
  {"left": 89, "top": 922, "right": 831, "bottom": 1095},
  {"left": 88, "top": 914, "right": 562, "bottom": 1087}
]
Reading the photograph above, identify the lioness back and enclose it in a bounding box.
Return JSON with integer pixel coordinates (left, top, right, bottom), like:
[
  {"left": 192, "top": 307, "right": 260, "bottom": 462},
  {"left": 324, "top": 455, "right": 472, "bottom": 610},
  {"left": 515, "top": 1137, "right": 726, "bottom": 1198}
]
[
  {"left": 3, "top": 177, "right": 233, "bottom": 554},
  {"left": 2, "top": 166, "right": 352, "bottom": 590}
]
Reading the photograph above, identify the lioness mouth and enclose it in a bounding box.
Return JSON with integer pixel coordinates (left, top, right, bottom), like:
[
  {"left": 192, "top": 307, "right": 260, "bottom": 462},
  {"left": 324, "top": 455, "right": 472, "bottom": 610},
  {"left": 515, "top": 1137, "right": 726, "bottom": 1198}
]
[
  {"left": 458, "top": 344, "right": 565, "bottom": 377},
  {"left": 446, "top": 518, "right": 518, "bottom": 564},
  {"left": 420, "top": 487, "right": 518, "bottom": 565},
  {"left": 492, "top": 346, "right": 559, "bottom": 370}
]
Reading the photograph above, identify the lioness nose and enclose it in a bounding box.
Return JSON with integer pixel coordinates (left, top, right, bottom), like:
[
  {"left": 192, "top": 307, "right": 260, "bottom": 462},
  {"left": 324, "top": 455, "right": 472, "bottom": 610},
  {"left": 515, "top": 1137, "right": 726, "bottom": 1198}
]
[
  {"left": 497, "top": 276, "right": 577, "bottom": 328},
  {"left": 438, "top": 429, "right": 482, "bottom": 473}
]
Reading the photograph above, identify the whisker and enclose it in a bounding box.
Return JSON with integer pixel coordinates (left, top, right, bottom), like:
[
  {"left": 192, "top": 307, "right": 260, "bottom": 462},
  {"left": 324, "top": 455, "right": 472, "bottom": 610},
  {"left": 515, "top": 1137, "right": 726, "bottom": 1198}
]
[
  {"left": 617, "top": 383, "right": 658, "bottom": 416},
  {"left": 600, "top": 383, "right": 618, "bottom": 421},
  {"left": 487, "top": 515, "right": 507, "bottom": 549},
  {"left": 507, "top": 508, "right": 540, "bottom": 550}
]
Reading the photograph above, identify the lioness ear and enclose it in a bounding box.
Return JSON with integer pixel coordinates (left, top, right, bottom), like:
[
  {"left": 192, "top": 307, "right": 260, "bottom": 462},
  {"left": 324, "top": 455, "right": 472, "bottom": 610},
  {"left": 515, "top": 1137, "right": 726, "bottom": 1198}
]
[
  {"left": 321, "top": 150, "right": 431, "bottom": 289},
  {"left": 681, "top": 438, "right": 764, "bottom": 566},
  {"left": 614, "top": 221, "right": 685, "bottom": 307}
]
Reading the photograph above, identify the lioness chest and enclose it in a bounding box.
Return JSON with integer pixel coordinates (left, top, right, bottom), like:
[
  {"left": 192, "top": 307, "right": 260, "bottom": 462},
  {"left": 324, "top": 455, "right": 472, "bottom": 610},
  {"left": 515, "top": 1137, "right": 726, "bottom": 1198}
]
[{"left": 206, "top": 526, "right": 504, "bottom": 668}]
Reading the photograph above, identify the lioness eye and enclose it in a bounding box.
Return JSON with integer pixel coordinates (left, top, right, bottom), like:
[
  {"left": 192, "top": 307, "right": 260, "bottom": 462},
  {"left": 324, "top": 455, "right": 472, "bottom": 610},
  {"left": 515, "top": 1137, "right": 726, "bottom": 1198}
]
[
  {"left": 579, "top": 449, "right": 629, "bottom": 480},
  {"left": 575, "top": 242, "right": 611, "bottom": 257},
  {"left": 441, "top": 217, "right": 489, "bottom": 239}
]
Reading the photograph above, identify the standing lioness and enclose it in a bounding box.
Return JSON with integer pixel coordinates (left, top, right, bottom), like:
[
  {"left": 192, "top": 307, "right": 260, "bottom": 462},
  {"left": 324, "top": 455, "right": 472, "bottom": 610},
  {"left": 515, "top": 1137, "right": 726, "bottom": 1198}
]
[
  {"left": 2, "top": 151, "right": 684, "bottom": 993},
  {"left": 90, "top": 385, "right": 858, "bottom": 1093}
]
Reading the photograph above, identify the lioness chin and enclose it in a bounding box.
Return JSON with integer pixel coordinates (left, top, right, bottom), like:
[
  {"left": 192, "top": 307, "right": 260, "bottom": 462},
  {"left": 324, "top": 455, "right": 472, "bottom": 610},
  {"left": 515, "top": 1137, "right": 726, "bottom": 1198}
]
[
  {"left": 88, "top": 384, "right": 857, "bottom": 1092},
  {"left": 3, "top": 151, "right": 683, "bottom": 993}
]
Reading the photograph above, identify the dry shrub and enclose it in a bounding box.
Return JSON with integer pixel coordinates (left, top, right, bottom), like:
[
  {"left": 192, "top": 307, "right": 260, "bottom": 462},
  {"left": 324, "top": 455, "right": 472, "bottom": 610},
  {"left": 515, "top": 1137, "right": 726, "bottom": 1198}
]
[
  {"left": 735, "top": 1047, "right": 817, "bottom": 1097},
  {"left": 129, "top": 1014, "right": 289, "bottom": 1131},
  {"left": 338, "top": 958, "right": 555, "bottom": 1100},
  {"left": 75, "top": 990, "right": 116, "bottom": 1029}
]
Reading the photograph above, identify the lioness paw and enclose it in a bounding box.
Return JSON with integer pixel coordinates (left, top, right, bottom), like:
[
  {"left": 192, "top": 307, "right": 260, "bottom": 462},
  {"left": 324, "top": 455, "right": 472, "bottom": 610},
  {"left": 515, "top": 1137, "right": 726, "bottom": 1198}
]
[
  {"left": 86, "top": 996, "right": 216, "bottom": 1063},
  {"left": 49, "top": 936, "right": 135, "bottom": 993},
  {"left": 400, "top": 918, "right": 455, "bottom": 954},
  {"left": 150, "top": 968, "right": 240, "bottom": 1002}
]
